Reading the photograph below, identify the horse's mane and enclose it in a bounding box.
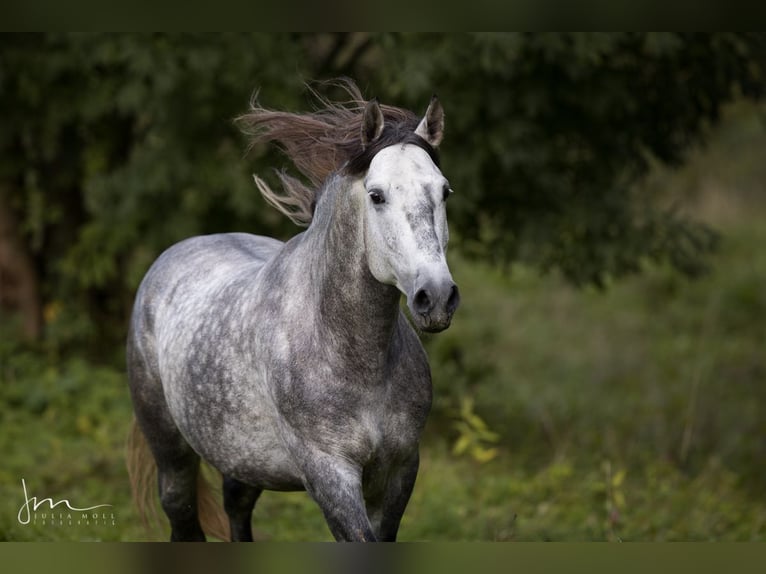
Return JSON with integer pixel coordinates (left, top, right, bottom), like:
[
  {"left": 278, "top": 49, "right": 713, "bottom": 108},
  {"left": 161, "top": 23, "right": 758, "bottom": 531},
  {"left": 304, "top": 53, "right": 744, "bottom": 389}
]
[{"left": 236, "top": 79, "right": 438, "bottom": 226}]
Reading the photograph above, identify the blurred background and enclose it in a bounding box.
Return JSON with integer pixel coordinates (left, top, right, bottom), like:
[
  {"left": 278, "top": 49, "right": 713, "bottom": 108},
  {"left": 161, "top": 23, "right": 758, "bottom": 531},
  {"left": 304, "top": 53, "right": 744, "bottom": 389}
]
[{"left": 1, "top": 33, "right": 765, "bottom": 541}]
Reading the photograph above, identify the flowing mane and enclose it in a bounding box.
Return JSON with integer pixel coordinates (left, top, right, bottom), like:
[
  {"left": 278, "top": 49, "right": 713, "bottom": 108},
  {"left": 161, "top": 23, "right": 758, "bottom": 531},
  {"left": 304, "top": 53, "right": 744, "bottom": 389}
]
[{"left": 236, "top": 79, "right": 439, "bottom": 226}]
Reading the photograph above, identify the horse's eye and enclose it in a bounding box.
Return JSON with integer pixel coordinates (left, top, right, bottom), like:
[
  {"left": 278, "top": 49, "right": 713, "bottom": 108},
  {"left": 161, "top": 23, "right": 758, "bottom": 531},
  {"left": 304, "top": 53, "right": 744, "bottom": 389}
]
[
  {"left": 442, "top": 184, "right": 453, "bottom": 201},
  {"left": 368, "top": 189, "right": 385, "bottom": 205}
]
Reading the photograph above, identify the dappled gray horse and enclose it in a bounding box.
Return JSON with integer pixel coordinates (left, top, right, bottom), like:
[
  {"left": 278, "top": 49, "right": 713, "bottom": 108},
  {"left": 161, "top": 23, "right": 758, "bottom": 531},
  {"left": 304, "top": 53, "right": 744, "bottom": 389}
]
[{"left": 126, "top": 82, "right": 460, "bottom": 541}]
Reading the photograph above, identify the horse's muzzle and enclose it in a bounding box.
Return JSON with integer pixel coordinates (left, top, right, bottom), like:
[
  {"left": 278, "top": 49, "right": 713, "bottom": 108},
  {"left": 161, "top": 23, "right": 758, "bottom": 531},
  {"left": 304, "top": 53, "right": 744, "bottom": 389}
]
[{"left": 409, "top": 280, "right": 460, "bottom": 333}]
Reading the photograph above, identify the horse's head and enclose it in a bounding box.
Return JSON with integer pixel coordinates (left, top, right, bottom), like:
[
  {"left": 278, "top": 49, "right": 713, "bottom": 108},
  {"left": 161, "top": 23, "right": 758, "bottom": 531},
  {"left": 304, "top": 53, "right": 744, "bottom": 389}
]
[{"left": 359, "top": 97, "right": 460, "bottom": 333}]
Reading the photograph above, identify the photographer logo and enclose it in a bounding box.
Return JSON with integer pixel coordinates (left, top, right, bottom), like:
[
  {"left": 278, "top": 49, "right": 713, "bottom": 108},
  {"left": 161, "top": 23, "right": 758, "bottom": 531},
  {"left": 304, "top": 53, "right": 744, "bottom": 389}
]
[{"left": 17, "top": 478, "right": 116, "bottom": 527}]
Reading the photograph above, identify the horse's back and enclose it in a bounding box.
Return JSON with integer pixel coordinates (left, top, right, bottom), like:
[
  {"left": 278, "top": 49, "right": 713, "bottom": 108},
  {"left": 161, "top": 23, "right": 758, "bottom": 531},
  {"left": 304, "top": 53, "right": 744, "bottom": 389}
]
[
  {"left": 139, "top": 231, "right": 280, "bottom": 302},
  {"left": 128, "top": 232, "right": 283, "bottom": 370},
  {"left": 144, "top": 232, "right": 282, "bottom": 294}
]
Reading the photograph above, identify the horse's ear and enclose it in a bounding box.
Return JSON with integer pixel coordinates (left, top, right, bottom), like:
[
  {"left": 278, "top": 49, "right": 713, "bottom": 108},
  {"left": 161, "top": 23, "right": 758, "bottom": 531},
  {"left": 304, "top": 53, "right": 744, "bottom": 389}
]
[
  {"left": 361, "top": 98, "right": 385, "bottom": 147},
  {"left": 415, "top": 95, "right": 444, "bottom": 148}
]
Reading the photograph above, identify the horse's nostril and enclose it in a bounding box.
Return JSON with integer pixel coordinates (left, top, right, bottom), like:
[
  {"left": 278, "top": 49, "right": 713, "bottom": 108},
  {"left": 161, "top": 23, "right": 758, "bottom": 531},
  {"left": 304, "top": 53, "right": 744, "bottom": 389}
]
[
  {"left": 413, "top": 288, "right": 432, "bottom": 315},
  {"left": 446, "top": 284, "right": 460, "bottom": 314}
]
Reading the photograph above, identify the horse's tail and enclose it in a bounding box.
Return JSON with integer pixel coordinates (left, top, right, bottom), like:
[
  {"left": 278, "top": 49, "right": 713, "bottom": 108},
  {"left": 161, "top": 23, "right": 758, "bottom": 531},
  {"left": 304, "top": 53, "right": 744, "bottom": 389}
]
[
  {"left": 196, "top": 466, "right": 231, "bottom": 542},
  {"left": 126, "top": 417, "right": 231, "bottom": 541},
  {"left": 126, "top": 418, "right": 161, "bottom": 538}
]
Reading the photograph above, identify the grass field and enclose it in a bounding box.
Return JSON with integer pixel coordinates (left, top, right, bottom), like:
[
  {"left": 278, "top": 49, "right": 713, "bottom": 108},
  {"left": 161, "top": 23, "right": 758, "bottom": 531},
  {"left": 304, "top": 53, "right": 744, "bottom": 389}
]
[{"left": 1, "top": 104, "right": 764, "bottom": 542}]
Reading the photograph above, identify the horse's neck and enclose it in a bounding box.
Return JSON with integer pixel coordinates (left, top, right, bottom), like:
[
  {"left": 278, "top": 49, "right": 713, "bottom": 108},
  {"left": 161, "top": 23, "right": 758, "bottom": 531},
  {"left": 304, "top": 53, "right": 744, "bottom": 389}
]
[{"left": 303, "top": 177, "right": 401, "bottom": 345}]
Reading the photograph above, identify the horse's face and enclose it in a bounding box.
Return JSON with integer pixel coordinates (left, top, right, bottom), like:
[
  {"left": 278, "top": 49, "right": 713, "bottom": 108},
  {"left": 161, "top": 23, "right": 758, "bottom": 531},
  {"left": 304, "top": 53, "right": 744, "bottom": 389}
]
[{"left": 362, "top": 144, "right": 460, "bottom": 332}]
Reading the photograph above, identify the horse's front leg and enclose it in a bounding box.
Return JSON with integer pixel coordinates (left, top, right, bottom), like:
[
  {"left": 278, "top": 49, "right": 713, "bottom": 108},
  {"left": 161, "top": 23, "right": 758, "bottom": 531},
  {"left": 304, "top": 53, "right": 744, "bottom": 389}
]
[
  {"left": 365, "top": 451, "right": 420, "bottom": 542},
  {"left": 301, "top": 451, "right": 377, "bottom": 542}
]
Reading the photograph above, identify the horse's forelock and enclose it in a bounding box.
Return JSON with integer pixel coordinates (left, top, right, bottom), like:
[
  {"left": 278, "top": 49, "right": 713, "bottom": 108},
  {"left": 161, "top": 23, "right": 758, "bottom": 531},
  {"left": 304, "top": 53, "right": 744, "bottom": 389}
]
[{"left": 344, "top": 124, "right": 440, "bottom": 177}]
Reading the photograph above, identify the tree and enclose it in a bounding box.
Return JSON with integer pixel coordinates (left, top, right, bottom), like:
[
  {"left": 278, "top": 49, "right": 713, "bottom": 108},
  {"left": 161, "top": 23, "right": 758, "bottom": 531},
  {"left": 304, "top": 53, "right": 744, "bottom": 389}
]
[
  {"left": 1, "top": 33, "right": 763, "bottom": 352},
  {"left": 0, "top": 33, "right": 308, "bottom": 352},
  {"left": 362, "top": 33, "right": 766, "bottom": 285}
]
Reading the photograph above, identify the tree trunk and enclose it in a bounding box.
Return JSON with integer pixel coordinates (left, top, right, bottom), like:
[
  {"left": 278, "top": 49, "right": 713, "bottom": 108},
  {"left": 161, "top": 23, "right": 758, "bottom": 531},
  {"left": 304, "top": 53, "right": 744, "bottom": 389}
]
[{"left": 0, "top": 194, "right": 43, "bottom": 340}]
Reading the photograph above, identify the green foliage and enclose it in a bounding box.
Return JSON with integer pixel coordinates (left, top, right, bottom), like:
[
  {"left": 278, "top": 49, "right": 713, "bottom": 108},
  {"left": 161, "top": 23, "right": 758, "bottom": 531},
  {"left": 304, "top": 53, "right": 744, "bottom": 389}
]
[
  {"left": 0, "top": 353, "right": 137, "bottom": 541},
  {"left": 1, "top": 33, "right": 308, "bottom": 349},
  {"left": 2, "top": 33, "right": 764, "bottom": 349},
  {"left": 1, "top": 190, "right": 764, "bottom": 540},
  {"left": 404, "top": 450, "right": 764, "bottom": 541},
  {"left": 424, "top": 218, "right": 766, "bottom": 492},
  {"left": 451, "top": 396, "right": 500, "bottom": 463},
  {"left": 371, "top": 33, "right": 765, "bottom": 286},
  {"left": 1, "top": 35, "right": 765, "bottom": 542}
]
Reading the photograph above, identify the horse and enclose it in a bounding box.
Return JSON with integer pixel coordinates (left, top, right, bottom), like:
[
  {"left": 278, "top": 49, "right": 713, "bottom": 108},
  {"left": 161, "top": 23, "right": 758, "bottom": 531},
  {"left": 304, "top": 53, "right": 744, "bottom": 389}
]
[{"left": 126, "top": 80, "right": 460, "bottom": 542}]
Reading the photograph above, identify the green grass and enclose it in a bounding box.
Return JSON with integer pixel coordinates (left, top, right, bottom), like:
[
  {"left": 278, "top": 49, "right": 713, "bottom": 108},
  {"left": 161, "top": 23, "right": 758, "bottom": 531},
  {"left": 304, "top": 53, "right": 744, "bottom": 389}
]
[{"left": 1, "top": 103, "right": 765, "bottom": 542}]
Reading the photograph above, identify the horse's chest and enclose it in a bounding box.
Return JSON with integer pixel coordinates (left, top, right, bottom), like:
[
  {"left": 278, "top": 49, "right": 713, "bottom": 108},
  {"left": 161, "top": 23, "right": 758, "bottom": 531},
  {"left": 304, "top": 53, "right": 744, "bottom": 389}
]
[
  {"left": 360, "top": 401, "right": 422, "bottom": 456},
  {"left": 268, "top": 327, "right": 431, "bottom": 463},
  {"left": 285, "top": 377, "right": 428, "bottom": 464},
  {"left": 352, "top": 377, "right": 430, "bottom": 460}
]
